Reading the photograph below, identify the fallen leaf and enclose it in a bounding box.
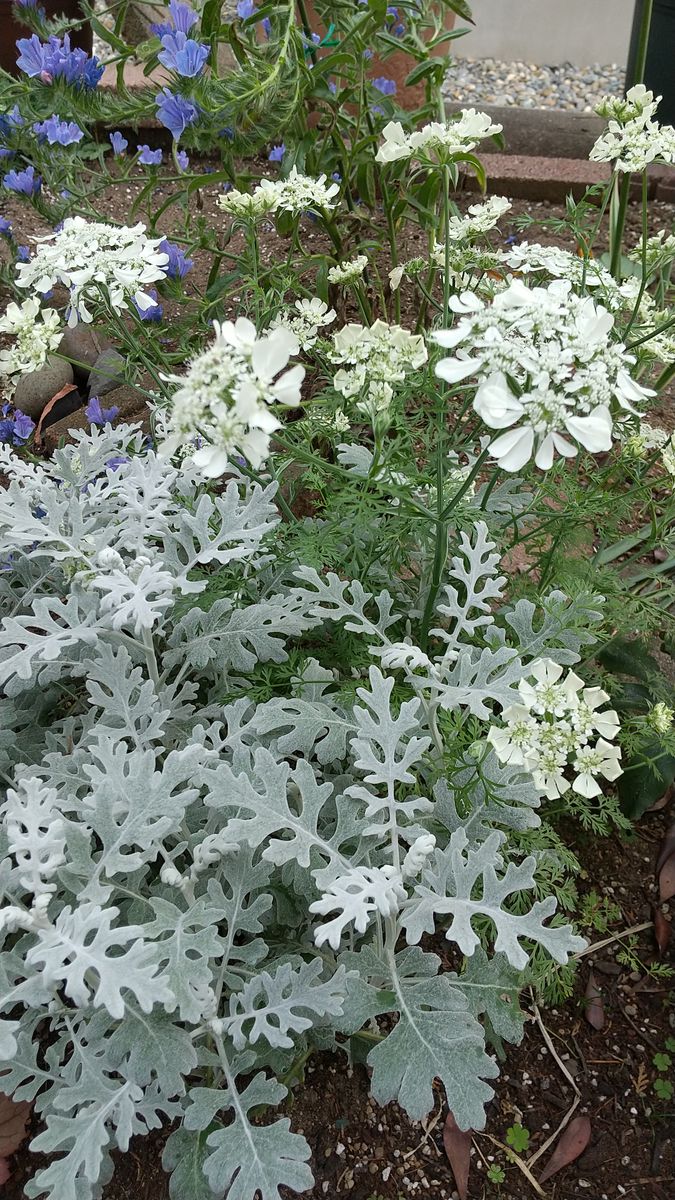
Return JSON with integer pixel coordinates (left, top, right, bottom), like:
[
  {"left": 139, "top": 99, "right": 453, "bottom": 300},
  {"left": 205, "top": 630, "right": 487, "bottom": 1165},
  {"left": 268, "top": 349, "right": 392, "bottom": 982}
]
[
  {"left": 33, "top": 384, "right": 79, "bottom": 448},
  {"left": 584, "top": 970, "right": 605, "bottom": 1030},
  {"left": 656, "top": 823, "right": 675, "bottom": 875},
  {"left": 0, "top": 1091, "right": 31, "bottom": 1159},
  {"left": 659, "top": 852, "right": 675, "bottom": 903},
  {"left": 653, "top": 907, "right": 672, "bottom": 956},
  {"left": 539, "top": 1115, "right": 592, "bottom": 1183},
  {"left": 442, "top": 1111, "right": 471, "bottom": 1200},
  {"left": 633, "top": 1062, "right": 649, "bottom": 1095}
]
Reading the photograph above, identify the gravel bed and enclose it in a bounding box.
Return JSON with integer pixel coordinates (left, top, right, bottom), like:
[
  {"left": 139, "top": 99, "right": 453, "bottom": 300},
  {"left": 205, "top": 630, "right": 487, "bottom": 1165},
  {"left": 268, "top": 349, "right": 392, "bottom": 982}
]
[{"left": 443, "top": 57, "right": 626, "bottom": 111}]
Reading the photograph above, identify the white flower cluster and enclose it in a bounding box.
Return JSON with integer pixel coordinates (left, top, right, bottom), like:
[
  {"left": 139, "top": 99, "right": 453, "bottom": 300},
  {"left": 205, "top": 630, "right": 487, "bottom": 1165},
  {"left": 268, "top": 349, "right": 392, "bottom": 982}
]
[
  {"left": 329, "top": 319, "right": 428, "bottom": 415},
  {"left": 446, "top": 196, "right": 511, "bottom": 241},
  {"left": 488, "top": 659, "right": 622, "bottom": 800},
  {"left": 502, "top": 241, "right": 622, "bottom": 305},
  {"left": 590, "top": 84, "right": 675, "bottom": 172},
  {"left": 376, "top": 109, "right": 502, "bottom": 165},
  {"left": 15, "top": 217, "right": 169, "bottom": 326},
  {"left": 327, "top": 254, "right": 368, "bottom": 284},
  {"left": 161, "top": 317, "right": 304, "bottom": 475},
  {"left": 434, "top": 278, "right": 653, "bottom": 471},
  {"left": 271, "top": 297, "right": 336, "bottom": 350},
  {"left": 620, "top": 420, "right": 669, "bottom": 458},
  {"left": 0, "top": 298, "right": 62, "bottom": 387},
  {"left": 218, "top": 168, "right": 340, "bottom": 218}
]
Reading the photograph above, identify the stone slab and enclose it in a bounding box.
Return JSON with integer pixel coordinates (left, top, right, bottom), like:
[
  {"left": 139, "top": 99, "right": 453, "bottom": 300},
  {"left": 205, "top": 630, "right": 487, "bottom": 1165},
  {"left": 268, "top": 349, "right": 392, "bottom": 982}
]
[
  {"left": 462, "top": 153, "right": 611, "bottom": 201},
  {"left": 445, "top": 102, "right": 605, "bottom": 160}
]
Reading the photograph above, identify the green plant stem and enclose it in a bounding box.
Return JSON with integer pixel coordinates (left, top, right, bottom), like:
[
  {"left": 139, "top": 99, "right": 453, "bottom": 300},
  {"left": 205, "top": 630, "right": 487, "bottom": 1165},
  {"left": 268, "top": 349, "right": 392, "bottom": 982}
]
[
  {"left": 632, "top": 0, "right": 654, "bottom": 85},
  {"left": 609, "top": 173, "right": 631, "bottom": 279},
  {"left": 624, "top": 171, "right": 650, "bottom": 337}
]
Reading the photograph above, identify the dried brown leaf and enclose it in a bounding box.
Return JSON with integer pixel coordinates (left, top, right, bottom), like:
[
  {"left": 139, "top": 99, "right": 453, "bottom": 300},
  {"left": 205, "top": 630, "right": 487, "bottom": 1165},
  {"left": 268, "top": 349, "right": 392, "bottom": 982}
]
[
  {"left": 633, "top": 1062, "right": 649, "bottom": 1096},
  {"left": 584, "top": 970, "right": 605, "bottom": 1030},
  {"left": 33, "top": 384, "right": 78, "bottom": 448},
  {"left": 0, "top": 1091, "right": 31, "bottom": 1157},
  {"left": 659, "top": 852, "right": 675, "bottom": 903},
  {"left": 539, "top": 1115, "right": 592, "bottom": 1184},
  {"left": 656, "top": 823, "right": 675, "bottom": 875},
  {"left": 653, "top": 908, "right": 671, "bottom": 956},
  {"left": 442, "top": 1111, "right": 471, "bottom": 1200}
]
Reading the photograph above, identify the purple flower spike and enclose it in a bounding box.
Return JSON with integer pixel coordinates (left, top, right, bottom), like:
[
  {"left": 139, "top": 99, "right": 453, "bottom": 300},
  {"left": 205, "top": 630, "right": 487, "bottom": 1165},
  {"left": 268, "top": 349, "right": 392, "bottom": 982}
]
[
  {"left": 85, "top": 396, "right": 120, "bottom": 426},
  {"left": 3, "top": 165, "right": 41, "bottom": 195},
  {"left": 158, "top": 31, "right": 209, "bottom": 77},
  {"left": 372, "top": 76, "right": 397, "bottom": 96},
  {"left": 159, "top": 239, "right": 194, "bottom": 279},
  {"left": 33, "top": 116, "right": 84, "bottom": 146},
  {"left": 137, "top": 144, "right": 163, "bottom": 166},
  {"left": 155, "top": 89, "right": 199, "bottom": 139},
  {"left": 109, "top": 131, "right": 128, "bottom": 155}
]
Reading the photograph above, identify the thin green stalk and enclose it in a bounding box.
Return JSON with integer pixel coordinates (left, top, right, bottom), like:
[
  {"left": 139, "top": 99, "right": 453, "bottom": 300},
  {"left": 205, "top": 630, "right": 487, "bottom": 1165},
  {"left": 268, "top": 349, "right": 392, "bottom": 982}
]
[
  {"left": 609, "top": 173, "right": 631, "bottom": 279},
  {"left": 624, "top": 171, "right": 650, "bottom": 337},
  {"left": 632, "top": 0, "right": 654, "bottom": 85}
]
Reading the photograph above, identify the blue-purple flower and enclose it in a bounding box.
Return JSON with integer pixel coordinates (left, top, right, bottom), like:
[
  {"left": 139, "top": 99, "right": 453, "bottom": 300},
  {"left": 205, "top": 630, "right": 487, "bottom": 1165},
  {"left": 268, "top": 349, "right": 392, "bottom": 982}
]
[
  {"left": 159, "top": 238, "right": 194, "bottom": 279},
  {"left": 155, "top": 89, "right": 199, "bottom": 139},
  {"left": 3, "top": 165, "right": 41, "bottom": 195},
  {"left": 0, "top": 217, "right": 12, "bottom": 237},
  {"left": 237, "top": 0, "right": 257, "bottom": 17},
  {"left": 176, "top": 149, "right": 190, "bottom": 171},
  {"left": 16, "top": 34, "right": 104, "bottom": 89},
  {"left": 105, "top": 454, "right": 129, "bottom": 471},
  {"left": 33, "top": 115, "right": 84, "bottom": 146},
  {"left": 133, "top": 288, "right": 163, "bottom": 321},
  {"left": 170, "top": 0, "right": 199, "bottom": 30},
  {"left": 16, "top": 245, "right": 30, "bottom": 262},
  {"left": 372, "top": 76, "right": 397, "bottom": 96},
  {"left": 137, "top": 145, "right": 163, "bottom": 166},
  {"left": 0, "top": 404, "right": 35, "bottom": 446},
  {"left": 268, "top": 143, "right": 285, "bottom": 163},
  {"left": 109, "top": 130, "right": 128, "bottom": 155},
  {"left": 85, "top": 396, "right": 120, "bottom": 426},
  {"left": 0, "top": 107, "right": 24, "bottom": 137},
  {"left": 158, "top": 31, "right": 209, "bottom": 77}
]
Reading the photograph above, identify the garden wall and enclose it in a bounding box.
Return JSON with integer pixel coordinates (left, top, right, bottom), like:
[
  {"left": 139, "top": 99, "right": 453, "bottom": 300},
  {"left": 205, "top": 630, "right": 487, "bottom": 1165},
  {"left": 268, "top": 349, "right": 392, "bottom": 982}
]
[{"left": 453, "top": 0, "right": 635, "bottom": 65}]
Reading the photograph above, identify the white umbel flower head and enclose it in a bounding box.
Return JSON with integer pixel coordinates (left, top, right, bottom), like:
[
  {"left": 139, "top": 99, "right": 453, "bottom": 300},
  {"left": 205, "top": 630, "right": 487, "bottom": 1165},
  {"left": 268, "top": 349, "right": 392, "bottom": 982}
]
[
  {"left": 15, "top": 216, "right": 169, "bottom": 327},
  {"left": 591, "top": 86, "right": 675, "bottom": 172},
  {"left": 433, "top": 278, "right": 653, "bottom": 471},
  {"left": 330, "top": 319, "right": 427, "bottom": 416},
  {"left": 487, "top": 658, "right": 622, "bottom": 800},
  {"left": 376, "top": 110, "right": 502, "bottom": 166},
  {"left": 647, "top": 702, "right": 674, "bottom": 735},
  {"left": 217, "top": 186, "right": 278, "bottom": 219},
  {"left": 0, "top": 297, "right": 62, "bottom": 381},
  {"left": 161, "top": 317, "right": 304, "bottom": 476},
  {"left": 271, "top": 297, "right": 336, "bottom": 350},
  {"left": 218, "top": 170, "right": 340, "bottom": 219},
  {"left": 446, "top": 196, "right": 511, "bottom": 241},
  {"left": 328, "top": 254, "right": 368, "bottom": 284}
]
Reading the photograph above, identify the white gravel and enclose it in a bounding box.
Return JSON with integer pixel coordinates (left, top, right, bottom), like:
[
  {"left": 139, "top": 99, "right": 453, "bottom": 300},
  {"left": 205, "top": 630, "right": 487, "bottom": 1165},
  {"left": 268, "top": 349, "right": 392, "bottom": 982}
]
[{"left": 443, "top": 57, "right": 626, "bottom": 112}]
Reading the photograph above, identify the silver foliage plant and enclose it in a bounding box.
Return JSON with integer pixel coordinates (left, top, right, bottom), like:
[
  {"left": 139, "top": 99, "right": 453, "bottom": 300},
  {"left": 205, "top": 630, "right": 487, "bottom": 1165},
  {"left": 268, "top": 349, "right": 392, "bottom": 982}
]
[{"left": 0, "top": 423, "right": 600, "bottom": 1200}]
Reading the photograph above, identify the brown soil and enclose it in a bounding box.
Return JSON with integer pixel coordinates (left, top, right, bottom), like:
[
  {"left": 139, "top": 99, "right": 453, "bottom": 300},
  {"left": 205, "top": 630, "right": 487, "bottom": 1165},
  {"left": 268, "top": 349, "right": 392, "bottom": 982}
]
[{"left": 1, "top": 165, "right": 674, "bottom": 1200}]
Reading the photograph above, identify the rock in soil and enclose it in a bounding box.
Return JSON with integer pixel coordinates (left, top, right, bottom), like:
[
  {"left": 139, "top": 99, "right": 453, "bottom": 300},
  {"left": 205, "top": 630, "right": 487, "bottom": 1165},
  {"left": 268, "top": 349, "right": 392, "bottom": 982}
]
[
  {"left": 40, "top": 383, "right": 150, "bottom": 453},
  {"left": 87, "top": 348, "right": 126, "bottom": 397},
  {"left": 13, "top": 356, "right": 74, "bottom": 420},
  {"left": 58, "top": 326, "right": 114, "bottom": 385}
]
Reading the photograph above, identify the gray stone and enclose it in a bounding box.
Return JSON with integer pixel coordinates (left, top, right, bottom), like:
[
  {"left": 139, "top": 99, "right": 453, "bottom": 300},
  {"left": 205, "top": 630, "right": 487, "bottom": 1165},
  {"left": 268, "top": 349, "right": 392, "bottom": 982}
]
[
  {"left": 88, "top": 348, "right": 127, "bottom": 398},
  {"left": 13, "top": 357, "right": 75, "bottom": 420},
  {"left": 58, "top": 326, "right": 113, "bottom": 382}
]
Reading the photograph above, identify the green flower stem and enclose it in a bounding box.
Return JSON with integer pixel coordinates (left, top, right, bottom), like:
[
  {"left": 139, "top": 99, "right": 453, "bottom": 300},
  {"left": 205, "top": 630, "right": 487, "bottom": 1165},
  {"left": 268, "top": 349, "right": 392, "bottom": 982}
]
[
  {"left": 609, "top": 172, "right": 631, "bottom": 279},
  {"left": 624, "top": 171, "right": 650, "bottom": 338}
]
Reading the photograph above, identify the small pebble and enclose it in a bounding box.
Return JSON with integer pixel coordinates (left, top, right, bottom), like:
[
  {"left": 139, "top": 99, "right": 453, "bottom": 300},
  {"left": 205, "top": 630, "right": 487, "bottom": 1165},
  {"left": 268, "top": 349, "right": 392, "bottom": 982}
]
[{"left": 443, "top": 57, "right": 625, "bottom": 112}]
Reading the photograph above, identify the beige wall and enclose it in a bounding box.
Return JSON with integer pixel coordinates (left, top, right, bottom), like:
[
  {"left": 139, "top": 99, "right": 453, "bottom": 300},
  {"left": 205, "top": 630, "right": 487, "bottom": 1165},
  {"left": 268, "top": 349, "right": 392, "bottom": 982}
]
[{"left": 453, "top": 0, "right": 635, "bottom": 65}]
